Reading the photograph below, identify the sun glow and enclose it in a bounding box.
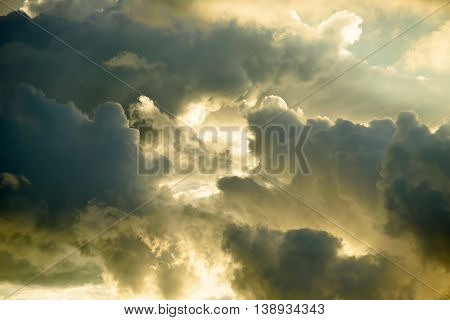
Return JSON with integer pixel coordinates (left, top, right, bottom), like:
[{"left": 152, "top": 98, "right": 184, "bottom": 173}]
[{"left": 180, "top": 103, "right": 206, "bottom": 127}]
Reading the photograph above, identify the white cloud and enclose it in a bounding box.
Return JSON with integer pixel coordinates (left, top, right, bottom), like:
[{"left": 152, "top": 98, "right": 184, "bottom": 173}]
[
  {"left": 402, "top": 21, "right": 450, "bottom": 73},
  {"left": 20, "top": 0, "right": 116, "bottom": 18},
  {"left": 317, "top": 10, "right": 363, "bottom": 57},
  {"left": 104, "top": 51, "right": 156, "bottom": 71},
  {"left": 289, "top": 10, "right": 301, "bottom": 22}
]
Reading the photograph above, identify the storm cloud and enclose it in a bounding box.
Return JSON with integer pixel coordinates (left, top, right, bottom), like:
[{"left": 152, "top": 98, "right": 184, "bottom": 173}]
[
  {"left": 0, "top": 83, "right": 147, "bottom": 220},
  {"left": 380, "top": 112, "right": 450, "bottom": 270},
  {"left": 223, "top": 224, "right": 413, "bottom": 299}
]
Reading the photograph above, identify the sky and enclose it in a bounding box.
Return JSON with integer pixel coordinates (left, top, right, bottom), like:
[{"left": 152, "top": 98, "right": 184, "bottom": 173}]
[{"left": 0, "top": 0, "right": 449, "bottom": 299}]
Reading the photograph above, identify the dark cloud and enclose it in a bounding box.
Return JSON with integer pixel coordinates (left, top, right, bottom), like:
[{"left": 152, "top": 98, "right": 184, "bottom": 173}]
[
  {"left": 216, "top": 175, "right": 292, "bottom": 228},
  {"left": 300, "top": 117, "right": 396, "bottom": 207},
  {"left": 216, "top": 114, "right": 397, "bottom": 232},
  {"left": 2, "top": 1, "right": 448, "bottom": 125},
  {"left": 246, "top": 97, "right": 396, "bottom": 210},
  {"left": 223, "top": 224, "right": 413, "bottom": 299},
  {"left": 0, "top": 83, "right": 180, "bottom": 293},
  {"left": 0, "top": 11, "right": 141, "bottom": 113},
  {"left": 380, "top": 112, "right": 450, "bottom": 270},
  {"left": 0, "top": 84, "right": 147, "bottom": 219},
  {"left": 0, "top": 6, "right": 340, "bottom": 116}
]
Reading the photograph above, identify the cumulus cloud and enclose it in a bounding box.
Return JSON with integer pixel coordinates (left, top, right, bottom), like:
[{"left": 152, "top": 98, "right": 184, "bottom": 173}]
[
  {"left": 223, "top": 224, "right": 413, "bottom": 299},
  {"left": 317, "top": 10, "right": 363, "bottom": 56},
  {"left": 0, "top": 83, "right": 156, "bottom": 292},
  {"left": 379, "top": 112, "right": 450, "bottom": 270},
  {"left": 247, "top": 95, "right": 396, "bottom": 208},
  {"left": 0, "top": 83, "right": 148, "bottom": 219}
]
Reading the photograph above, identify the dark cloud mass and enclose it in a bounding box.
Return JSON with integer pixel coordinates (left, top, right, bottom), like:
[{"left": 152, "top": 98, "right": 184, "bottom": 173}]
[
  {"left": 237, "top": 99, "right": 397, "bottom": 245},
  {"left": 0, "top": 83, "right": 147, "bottom": 220},
  {"left": 0, "top": 82, "right": 154, "bottom": 292},
  {"left": 223, "top": 224, "right": 413, "bottom": 299},
  {"left": 299, "top": 117, "right": 396, "bottom": 209},
  {"left": 0, "top": 10, "right": 266, "bottom": 114},
  {"left": 380, "top": 113, "right": 450, "bottom": 270},
  {"left": 247, "top": 97, "right": 397, "bottom": 209},
  {"left": 0, "top": 6, "right": 362, "bottom": 117}
]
